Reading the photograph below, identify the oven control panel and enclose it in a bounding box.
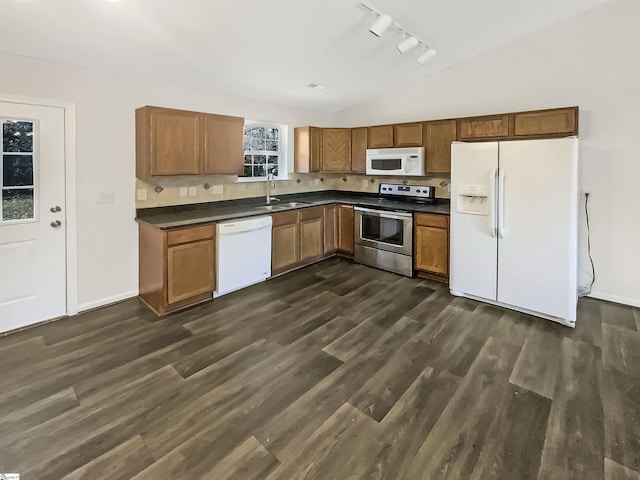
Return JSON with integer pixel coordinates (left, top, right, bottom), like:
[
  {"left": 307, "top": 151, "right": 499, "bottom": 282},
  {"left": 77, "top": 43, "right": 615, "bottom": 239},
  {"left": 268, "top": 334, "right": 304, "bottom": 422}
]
[{"left": 379, "top": 183, "right": 435, "bottom": 200}]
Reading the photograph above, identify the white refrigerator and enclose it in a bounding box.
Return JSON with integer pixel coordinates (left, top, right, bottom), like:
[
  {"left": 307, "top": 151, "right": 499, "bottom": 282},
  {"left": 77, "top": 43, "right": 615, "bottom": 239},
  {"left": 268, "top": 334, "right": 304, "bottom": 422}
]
[{"left": 450, "top": 137, "right": 579, "bottom": 327}]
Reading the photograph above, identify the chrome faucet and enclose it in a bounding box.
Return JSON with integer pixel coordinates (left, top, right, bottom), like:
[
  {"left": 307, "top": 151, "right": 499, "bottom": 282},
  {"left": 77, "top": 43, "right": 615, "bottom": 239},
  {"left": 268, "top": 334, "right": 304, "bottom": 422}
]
[{"left": 266, "top": 173, "right": 280, "bottom": 204}]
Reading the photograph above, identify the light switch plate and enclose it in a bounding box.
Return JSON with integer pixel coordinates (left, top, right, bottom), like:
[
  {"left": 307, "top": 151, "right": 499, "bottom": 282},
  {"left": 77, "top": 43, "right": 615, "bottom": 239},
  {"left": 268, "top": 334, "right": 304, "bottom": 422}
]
[
  {"left": 211, "top": 185, "right": 223, "bottom": 195},
  {"left": 179, "top": 187, "right": 188, "bottom": 198},
  {"left": 136, "top": 189, "right": 147, "bottom": 201},
  {"left": 97, "top": 192, "right": 114, "bottom": 204},
  {"left": 188, "top": 186, "right": 197, "bottom": 197}
]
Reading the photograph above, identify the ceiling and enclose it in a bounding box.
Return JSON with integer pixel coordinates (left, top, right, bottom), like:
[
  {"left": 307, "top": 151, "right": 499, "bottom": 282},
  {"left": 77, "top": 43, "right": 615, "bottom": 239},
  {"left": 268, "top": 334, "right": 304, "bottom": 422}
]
[{"left": 0, "top": 0, "right": 611, "bottom": 113}]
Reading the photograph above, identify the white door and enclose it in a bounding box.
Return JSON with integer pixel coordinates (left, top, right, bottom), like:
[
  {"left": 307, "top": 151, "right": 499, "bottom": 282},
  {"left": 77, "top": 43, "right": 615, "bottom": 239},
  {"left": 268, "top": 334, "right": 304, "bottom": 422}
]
[
  {"left": 497, "top": 138, "right": 578, "bottom": 324},
  {"left": 0, "top": 102, "right": 67, "bottom": 333},
  {"left": 450, "top": 142, "right": 499, "bottom": 301}
]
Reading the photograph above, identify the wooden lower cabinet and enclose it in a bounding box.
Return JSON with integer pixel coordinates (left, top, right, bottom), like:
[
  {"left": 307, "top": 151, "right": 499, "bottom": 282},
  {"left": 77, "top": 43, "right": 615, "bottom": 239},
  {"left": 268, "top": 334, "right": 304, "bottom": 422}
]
[
  {"left": 337, "top": 205, "right": 355, "bottom": 255},
  {"left": 271, "top": 210, "right": 300, "bottom": 274},
  {"left": 139, "top": 222, "right": 216, "bottom": 315},
  {"left": 300, "top": 207, "right": 324, "bottom": 262},
  {"left": 323, "top": 205, "right": 337, "bottom": 254},
  {"left": 414, "top": 213, "right": 449, "bottom": 282}
]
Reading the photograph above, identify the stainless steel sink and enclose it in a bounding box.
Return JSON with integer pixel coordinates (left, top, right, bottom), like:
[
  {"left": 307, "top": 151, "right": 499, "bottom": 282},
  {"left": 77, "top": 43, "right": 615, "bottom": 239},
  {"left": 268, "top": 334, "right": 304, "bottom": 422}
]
[{"left": 253, "top": 201, "right": 311, "bottom": 211}]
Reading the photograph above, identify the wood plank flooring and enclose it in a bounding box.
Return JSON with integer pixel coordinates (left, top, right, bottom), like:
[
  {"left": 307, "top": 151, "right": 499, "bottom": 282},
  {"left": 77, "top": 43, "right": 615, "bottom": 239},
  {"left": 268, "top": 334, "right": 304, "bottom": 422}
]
[{"left": 0, "top": 257, "right": 638, "bottom": 479}]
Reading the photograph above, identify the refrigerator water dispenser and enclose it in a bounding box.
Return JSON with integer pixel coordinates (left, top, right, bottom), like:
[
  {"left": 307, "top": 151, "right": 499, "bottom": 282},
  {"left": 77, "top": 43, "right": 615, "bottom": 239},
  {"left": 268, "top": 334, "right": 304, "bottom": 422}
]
[{"left": 456, "top": 184, "right": 490, "bottom": 215}]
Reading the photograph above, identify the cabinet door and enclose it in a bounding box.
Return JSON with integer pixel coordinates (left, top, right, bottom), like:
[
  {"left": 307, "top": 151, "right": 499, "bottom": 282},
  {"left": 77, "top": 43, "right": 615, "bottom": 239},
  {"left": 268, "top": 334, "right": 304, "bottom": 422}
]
[
  {"left": 300, "top": 207, "right": 324, "bottom": 262},
  {"left": 272, "top": 211, "right": 300, "bottom": 272},
  {"left": 167, "top": 239, "right": 215, "bottom": 304},
  {"left": 424, "top": 120, "right": 457, "bottom": 174},
  {"left": 513, "top": 107, "right": 578, "bottom": 137},
  {"left": 294, "top": 126, "right": 322, "bottom": 173},
  {"left": 338, "top": 205, "right": 354, "bottom": 254},
  {"left": 322, "top": 128, "right": 351, "bottom": 172},
  {"left": 351, "top": 127, "right": 368, "bottom": 173},
  {"left": 149, "top": 108, "right": 201, "bottom": 176},
  {"left": 324, "top": 205, "right": 337, "bottom": 254},
  {"left": 368, "top": 125, "right": 394, "bottom": 148},
  {"left": 202, "top": 113, "right": 244, "bottom": 175},
  {"left": 394, "top": 122, "right": 423, "bottom": 147},
  {"left": 458, "top": 114, "right": 509, "bottom": 140},
  {"left": 415, "top": 225, "right": 448, "bottom": 275}
]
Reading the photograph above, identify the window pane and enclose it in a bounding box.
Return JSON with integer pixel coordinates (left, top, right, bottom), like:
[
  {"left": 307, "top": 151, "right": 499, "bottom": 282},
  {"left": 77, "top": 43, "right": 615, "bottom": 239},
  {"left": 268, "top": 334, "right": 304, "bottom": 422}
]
[
  {"left": 244, "top": 155, "right": 253, "bottom": 165},
  {"left": 254, "top": 165, "right": 265, "bottom": 177},
  {"left": 266, "top": 140, "right": 278, "bottom": 152},
  {"left": 3, "top": 155, "right": 34, "bottom": 186},
  {"left": 251, "top": 138, "right": 265, "bottom": 151},
  {"left": 254, "top": 155, "right": 266, "bottom": 164},
  {"left": 243, "top": 165, "right": 253, "bottom": 177},
  {"left": 266, "top": 128, "right": 279, "bottom": 140},
  {"left": 267, "top": 165, "right": 278, "bottom": 176},
  {"left": 2, "top": 188, "right": 34, "bottom": 221},
  {"left": 244, "top": 136, "right": 251, "bottom": 151},
  {"left": 3, "top": 121, "right": 34, "bottom": 153},
  {"left": 268, "top": 155, "right": 278, "bottom": 163},
  {"left": 250, "top": 127, "right": 265, "bottom": 138}
]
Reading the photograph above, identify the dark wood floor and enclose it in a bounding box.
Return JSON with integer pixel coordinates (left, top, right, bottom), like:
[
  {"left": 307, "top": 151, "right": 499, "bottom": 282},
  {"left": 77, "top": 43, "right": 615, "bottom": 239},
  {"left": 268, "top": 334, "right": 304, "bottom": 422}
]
[{"left": 1, "top": 258, "right": 639, "bottom": 479}]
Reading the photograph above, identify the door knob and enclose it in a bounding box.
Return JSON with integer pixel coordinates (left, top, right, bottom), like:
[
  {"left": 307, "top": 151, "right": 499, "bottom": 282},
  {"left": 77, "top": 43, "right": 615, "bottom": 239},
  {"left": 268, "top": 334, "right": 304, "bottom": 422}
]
[
  {"left": 50, "top": 220, "right": 62, "bottom": 228},
  {"left": 50, "top": 206, "right": 62, "bottom": 213}
]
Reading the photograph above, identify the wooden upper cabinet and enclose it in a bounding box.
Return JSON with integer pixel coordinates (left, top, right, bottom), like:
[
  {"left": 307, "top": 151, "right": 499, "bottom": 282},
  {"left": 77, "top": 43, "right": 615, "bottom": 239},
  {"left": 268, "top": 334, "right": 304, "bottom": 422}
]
[
  {"left": 137, "top": 106, "right": 201, "bottom": 178},
  {"left": 394, "top": 122, "right": 423, "bottom": 147},
  {"left": 458, "top": 114, "right": 510, "bottom": 140},
  {"left": 368, "top": 125, "right": 394, "bottom": 148},
  {"left": 424, "top": 120, "right": 457, "bottom": 175},
  {"left": 202, "top": 113, "right": 244, "bottom": 175},
  {"left": 513, "top": 107, "right": 578, "bottom": 137},
  {"left": 322, "top": 128, "right": 351, "bottom": 172},
  {"left": 337, "top": 205, "right": 354, "bottom": 254},
  {"left": 351, "top": 127, "right": 368, "bottom": 173},
  {"left": 294, "top": 126, "right": 322, "bottom": 173}
]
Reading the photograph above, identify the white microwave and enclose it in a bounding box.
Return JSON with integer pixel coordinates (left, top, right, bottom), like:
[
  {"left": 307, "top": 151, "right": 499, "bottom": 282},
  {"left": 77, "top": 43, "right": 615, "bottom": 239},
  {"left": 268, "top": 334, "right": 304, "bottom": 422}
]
[{"left": 366, "top": 147, "right": 425, "bottom": 176}]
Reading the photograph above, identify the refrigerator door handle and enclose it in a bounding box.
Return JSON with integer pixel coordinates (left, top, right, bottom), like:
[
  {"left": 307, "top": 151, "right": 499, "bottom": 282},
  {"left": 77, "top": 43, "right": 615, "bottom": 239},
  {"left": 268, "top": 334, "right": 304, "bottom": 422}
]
[
  {"left": 490, "top": 169, "right": 497, "bottom": 238},
  {"left": 498, "top": 168, "right": 506, "bottom": 239}
]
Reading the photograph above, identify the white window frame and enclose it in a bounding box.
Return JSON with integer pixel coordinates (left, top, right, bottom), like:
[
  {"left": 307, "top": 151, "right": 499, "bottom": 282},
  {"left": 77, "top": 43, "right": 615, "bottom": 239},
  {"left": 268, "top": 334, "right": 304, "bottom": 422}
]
[{"left": 237, "top": 121, "right": 288, "bottom": 182}]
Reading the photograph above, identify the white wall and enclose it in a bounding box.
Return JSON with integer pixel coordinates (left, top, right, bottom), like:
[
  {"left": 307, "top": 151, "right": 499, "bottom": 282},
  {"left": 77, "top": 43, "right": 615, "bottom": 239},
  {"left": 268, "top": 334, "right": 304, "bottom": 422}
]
[
  {"left": 0, "top": 53, "right": 331, "bottom": 310},
  {"left": 335, "top": 0, "right": 640, "bottom": 307}
]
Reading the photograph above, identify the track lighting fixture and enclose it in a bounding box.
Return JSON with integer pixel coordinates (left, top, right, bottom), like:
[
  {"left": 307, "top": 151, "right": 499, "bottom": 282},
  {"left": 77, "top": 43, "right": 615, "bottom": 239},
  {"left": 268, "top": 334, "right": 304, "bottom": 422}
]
[
  {"left": 360, "top": 1, "right": 437, "bottom": 65},
  {"left": 417, "top": 47, "right": 437, "bottom": 64},
  {"left": 369, "top": 13, "right": 392, "bottom": 37},
  {"left": 396, "top": 36, "right": 419, "bottom": 54}
]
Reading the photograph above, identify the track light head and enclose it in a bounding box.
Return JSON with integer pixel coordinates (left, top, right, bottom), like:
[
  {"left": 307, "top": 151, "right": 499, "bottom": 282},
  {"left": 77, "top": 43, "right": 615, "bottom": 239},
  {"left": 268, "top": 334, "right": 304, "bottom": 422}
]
[
  {"left": 417, "top": 47, "right": 437, "bottom": 64},
  {"left": 369, "top": 14, "right": 392, "bottom": 37},
  {"left": 396, "top": 36, "right": 419, "bottom": 54}
]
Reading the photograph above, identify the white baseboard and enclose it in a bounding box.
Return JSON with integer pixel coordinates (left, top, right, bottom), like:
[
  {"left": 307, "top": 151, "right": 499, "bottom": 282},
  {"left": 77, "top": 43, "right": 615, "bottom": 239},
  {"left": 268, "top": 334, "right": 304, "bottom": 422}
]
[
  {"left": 588, "top": 291, "right": 640, "bottom": 309},
  {"left": 77, "top": 290, "right": 139, "bottom": 313}
]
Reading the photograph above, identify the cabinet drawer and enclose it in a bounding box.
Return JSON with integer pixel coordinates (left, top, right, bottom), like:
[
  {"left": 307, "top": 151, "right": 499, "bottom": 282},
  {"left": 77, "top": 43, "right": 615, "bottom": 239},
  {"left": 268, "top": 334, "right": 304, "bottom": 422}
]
[
  {"left": 415, "top": 213, "right": 449, "bottom": 229},
  {"left": 300, "top": 206, "right": 323, "bottom": 221},
  {"left": 272, "top": 210, "right": 299, "bottom": 227},
  {"left": 167, "top": 225, "right": 215, "bottom": 246}
]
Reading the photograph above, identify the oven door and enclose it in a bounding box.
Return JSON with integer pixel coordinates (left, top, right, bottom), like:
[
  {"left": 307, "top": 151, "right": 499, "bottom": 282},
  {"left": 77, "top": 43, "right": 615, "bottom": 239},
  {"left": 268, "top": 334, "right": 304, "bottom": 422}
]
[{"left": 355, "top": 207, "right": 413, "bottom": 256}]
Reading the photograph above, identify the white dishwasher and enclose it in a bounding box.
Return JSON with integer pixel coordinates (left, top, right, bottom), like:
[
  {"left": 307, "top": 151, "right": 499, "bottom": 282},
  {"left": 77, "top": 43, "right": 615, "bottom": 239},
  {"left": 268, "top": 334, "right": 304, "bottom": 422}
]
[{"left": 214, "top": 215, "right": 272, "bottom": 297}]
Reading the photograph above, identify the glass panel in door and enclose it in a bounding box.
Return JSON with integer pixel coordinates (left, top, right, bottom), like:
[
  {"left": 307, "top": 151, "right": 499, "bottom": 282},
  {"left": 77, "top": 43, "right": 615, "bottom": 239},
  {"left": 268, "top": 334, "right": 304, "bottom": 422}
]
[
  {"left": 361, "top": 215, "right": 404, "bottom": 246},
  {"left": 371, "top": 158, "right": 402, "bottom": 171}
]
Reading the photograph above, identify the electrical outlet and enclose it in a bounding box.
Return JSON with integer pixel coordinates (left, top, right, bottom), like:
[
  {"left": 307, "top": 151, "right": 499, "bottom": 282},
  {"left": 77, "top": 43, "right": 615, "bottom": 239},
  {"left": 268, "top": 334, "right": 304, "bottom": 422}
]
[
  {"left": 97, "top": 192, "right": 114, "bottom": 204},
  {"left": 179, "top": 187, "right": 188, "bottom": 197},
  {"left": 211, "top": 185, "right": 223, "bottom": 195},
  {"left": 362, "top": 179, "right": 369, "bottom": 187},
  {"left": 188, "top": 186, "right": 197, "bottom": 197},
  {"left": 314, "top": 178, "right": 320, "bottom": 186},
  {"left": 136, "top": 189, "right": 147, "bottom": 201},
  {"left": 447, "top": 183, "right": 451, "bottom": 192}
]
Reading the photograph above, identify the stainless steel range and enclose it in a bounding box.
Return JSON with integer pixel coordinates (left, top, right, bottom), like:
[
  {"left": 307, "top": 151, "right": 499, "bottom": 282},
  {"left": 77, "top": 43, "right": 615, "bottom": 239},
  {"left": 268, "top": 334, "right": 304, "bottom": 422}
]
[{"left": 354, "top": 183, "right": 436, "bottom": 276}]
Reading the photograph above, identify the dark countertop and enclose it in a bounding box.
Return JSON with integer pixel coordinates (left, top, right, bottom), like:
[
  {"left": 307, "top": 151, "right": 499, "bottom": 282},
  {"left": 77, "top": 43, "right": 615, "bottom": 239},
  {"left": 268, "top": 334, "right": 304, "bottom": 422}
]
[{"left": 136, "top": 190, "right": 450, "bottom": 229}]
